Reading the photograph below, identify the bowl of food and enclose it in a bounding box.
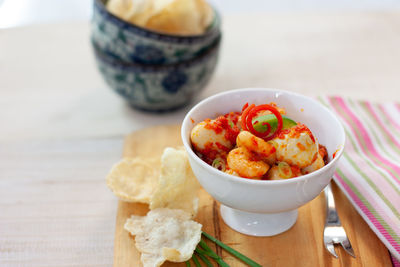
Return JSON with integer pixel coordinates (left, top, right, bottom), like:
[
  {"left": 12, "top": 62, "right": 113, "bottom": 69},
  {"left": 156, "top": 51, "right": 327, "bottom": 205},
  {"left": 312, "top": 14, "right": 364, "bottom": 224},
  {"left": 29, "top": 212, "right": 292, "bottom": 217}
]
[
  {"left": 91, "top": 0, "right": 221, "bottom": 65},
  {"left": 92, "top": 36, "right": 220, "bottom": 111},
  {"left": 181, "top": 88, "right": 345, "bottom": 236}
]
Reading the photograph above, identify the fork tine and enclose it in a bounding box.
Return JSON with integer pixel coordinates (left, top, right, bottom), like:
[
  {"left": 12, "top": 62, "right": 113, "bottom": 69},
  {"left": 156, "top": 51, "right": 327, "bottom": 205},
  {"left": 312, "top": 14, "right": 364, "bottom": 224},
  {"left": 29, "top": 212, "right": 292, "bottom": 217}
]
[
  {"left": 325, "top": 243, "right": 338, "bottom": 258},
  {"left": 340, "top": 238, "right": 356, "bottom": 258}
]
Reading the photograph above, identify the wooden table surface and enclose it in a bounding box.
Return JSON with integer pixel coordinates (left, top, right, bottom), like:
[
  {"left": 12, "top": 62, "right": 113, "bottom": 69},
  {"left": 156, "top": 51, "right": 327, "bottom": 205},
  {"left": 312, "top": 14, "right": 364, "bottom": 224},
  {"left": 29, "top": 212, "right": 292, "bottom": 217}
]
[{"left": 1, "top": 11, "right": 400, "bottom": 266}]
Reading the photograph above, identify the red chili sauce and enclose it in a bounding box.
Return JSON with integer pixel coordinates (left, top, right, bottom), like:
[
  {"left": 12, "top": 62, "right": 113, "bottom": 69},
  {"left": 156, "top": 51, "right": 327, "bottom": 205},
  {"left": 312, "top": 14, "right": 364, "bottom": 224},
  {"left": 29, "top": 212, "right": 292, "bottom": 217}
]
[
  {"left": 319, "top": 144, "right": 328, "bottom": 164},
  {"left": 195, "top": 112, "right": 241, "bottom": 164},
  {"left": 277, "top": 124, "right": 315, "bottom": 143}
]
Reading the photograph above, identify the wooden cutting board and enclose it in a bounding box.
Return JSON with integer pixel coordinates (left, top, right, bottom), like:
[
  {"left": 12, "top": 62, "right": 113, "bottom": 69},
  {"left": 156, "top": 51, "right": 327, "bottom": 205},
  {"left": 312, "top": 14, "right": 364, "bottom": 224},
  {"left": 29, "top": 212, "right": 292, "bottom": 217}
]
[{"left": 114, "top": 125, "right": 392, "bottom": 267}]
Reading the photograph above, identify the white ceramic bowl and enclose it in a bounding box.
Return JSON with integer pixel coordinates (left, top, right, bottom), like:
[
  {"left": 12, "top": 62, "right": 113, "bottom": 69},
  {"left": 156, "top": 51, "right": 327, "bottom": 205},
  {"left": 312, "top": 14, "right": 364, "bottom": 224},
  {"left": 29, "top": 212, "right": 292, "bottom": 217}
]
[{"left": 181, "top": 88, "right": 345, "bottom": 236}]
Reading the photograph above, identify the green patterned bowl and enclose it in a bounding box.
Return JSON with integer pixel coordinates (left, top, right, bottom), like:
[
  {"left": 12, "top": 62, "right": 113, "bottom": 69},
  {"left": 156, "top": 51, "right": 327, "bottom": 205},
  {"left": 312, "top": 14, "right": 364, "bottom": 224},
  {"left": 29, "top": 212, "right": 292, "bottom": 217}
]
[
  {"left": 91, "top": 0, "right": 221, "bottom": 65},
  {"left": 93, "top": 36, "right": 220, "bottom": 111}
]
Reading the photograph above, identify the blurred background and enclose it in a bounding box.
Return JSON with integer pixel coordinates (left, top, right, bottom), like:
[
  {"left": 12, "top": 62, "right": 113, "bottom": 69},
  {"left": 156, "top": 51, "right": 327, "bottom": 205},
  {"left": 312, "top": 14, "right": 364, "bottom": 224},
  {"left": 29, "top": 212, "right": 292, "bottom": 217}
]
[{"left": 1, "top": 0, "right": 400, "bottom": 28}]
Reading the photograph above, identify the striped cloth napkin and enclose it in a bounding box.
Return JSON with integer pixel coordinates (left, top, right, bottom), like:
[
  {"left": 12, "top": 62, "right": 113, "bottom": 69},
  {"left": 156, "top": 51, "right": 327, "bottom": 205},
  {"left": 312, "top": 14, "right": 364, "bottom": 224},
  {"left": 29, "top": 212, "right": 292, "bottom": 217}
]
[{"left": 319, "top": 96, "right": 400, "bottom": 264}]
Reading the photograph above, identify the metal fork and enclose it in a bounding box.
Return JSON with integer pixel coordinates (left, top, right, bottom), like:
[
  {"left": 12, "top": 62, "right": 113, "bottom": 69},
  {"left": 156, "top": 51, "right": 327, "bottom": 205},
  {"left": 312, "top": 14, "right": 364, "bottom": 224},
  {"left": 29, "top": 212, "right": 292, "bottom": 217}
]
[{"left": 323, "top": 182, "right": 356, "bottom": 258}]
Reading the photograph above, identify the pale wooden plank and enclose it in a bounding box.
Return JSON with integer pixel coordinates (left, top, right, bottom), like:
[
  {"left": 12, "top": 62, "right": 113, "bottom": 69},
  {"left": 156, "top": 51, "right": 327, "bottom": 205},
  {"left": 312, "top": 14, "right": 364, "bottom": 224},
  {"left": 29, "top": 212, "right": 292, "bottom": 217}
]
[{"left": 114, "top": 125, "right": 392, "bottom": 266}]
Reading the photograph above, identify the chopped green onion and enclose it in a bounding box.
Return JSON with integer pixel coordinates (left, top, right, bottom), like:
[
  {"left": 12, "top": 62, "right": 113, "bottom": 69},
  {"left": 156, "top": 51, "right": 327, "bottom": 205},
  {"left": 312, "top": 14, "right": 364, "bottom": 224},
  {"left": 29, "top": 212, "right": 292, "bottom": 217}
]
[
  {"left": 195, "top": 249, "right": 214, "bottom": 267},
  {"left": 278, "top": 162, "right": 292, "bottom": 179},
  {"left": 229, "top": 120, "right": 234, "bottom": 128},
  {"left": 267, "top": 140, "right": 278, "bottom": 150},
  {"left": 212, "top": 158, "right": 226, "bottom": 172},
  {"left": 202, "top": 231, "right": 262, "bottom": 267},
  {"left": 185, "top": 260, "right": 191, "bottom": 267},
  {"left": 192, "top": 254, "right": 202, "bottom": 267}
]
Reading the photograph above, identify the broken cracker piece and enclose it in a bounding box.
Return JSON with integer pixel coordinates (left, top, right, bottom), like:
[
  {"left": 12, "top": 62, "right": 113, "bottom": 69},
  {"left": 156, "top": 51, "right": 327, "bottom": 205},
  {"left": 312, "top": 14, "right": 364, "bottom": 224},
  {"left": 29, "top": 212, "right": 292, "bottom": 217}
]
[
  {"left": 124, "top": 208, "right": 202, "bottom": 267},
  {"left": 106, "top": 157, "right": 159, "bottom": 203},
  {"left": 150, "top": 147, "right": 200, "bottom": 217}
]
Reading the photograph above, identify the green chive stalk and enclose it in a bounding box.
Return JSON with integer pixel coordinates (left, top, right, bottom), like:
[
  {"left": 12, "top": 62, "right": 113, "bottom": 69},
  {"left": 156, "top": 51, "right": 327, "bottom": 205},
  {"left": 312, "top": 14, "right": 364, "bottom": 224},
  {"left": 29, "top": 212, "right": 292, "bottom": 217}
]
[
  {"left": 192, "top": 253, "right": 202, "bottom": 267},
  {"left": 202, "top": 231, "right": 262, "bottom": 267},
  {"left": 195, "top": 248, "right": 214, "bottom": 267},
  {"left": 198, "top": 239, "right": 230, "bottom": 267}
]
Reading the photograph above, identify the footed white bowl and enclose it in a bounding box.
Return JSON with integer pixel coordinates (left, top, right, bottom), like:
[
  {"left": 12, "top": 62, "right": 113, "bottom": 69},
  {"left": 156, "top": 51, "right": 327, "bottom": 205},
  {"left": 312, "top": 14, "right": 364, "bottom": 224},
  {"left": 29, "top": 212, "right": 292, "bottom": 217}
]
[{"left": 181, "top": 88, "right": 345, "bottom": 236}]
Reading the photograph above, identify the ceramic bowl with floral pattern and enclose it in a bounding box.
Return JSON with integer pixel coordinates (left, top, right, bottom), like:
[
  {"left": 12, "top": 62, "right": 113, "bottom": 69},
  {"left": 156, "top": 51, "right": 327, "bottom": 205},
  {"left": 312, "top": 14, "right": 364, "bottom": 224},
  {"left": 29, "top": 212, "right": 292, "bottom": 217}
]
[
  {"left": 92, "top": 36, "right": 220, "bottom": 111},
  {"left": 91, "top": 0, "right": 221, "bottom": 65}
]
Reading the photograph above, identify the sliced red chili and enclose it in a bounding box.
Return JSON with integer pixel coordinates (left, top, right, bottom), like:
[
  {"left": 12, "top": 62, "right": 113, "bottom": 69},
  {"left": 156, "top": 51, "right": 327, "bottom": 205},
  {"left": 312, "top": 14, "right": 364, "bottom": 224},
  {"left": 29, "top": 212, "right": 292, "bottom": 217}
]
[
  {"left": 240, "top": 104, "right": 255, "bottom": 131},
  {"left": 240, "top": 103, "right": 283, "bottom": 141},
  {"left": 242, "top": 102, "right": 249, "bottom": 112}
]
